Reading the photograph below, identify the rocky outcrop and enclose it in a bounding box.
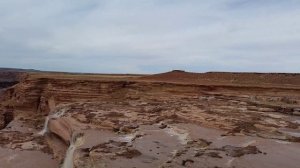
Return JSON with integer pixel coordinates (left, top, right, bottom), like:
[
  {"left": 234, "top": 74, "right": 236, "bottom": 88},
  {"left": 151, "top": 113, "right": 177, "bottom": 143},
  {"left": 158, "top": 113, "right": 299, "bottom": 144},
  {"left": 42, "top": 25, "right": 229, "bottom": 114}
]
[
  {"left": 0, "top": 108, "right": 14, "bottom": 129},
  {"left": 48, "top": 118, "right": 73, "bottom": 144},
  {"left": 0, "top": 81, "right": 18, "bottom": 89}
]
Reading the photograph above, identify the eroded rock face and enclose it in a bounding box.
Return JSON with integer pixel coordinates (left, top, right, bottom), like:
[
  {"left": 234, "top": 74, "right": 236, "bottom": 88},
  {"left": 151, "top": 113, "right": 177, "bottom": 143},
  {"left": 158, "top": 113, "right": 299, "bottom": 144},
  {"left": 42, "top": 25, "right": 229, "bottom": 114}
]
[
  {"left": 0, "top": 72, "right": 300, "bottom": 168},
  {"left": 48, "top": 118, "right": 73, "bottom": 144},
  {"left": 0, "top": 81, "right": 18, "bottom": 89},
  {"left": 0, "top": 109, "right": 14, "bottom": 129}
]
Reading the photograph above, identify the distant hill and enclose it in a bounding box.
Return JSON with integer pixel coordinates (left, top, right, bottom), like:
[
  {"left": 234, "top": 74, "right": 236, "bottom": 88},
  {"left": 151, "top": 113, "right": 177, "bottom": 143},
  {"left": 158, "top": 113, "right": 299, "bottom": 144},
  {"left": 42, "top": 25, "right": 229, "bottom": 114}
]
[
  {"left": 0, "top": 67, "right": 40, "bottom": 73},
  {"left": 1, "top": 68, "right": 300, "bottom": 87},
  {"left": 140, "top": 70, "right": 300, "bottom": 87},
  {"left": 0, "top": 68, "right": 33, "bottom": 82}
]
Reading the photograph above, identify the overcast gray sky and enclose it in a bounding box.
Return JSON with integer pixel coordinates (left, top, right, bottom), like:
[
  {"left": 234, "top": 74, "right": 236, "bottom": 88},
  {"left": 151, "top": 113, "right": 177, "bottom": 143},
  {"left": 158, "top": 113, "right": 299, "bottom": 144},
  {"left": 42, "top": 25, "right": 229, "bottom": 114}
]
[{"left": 0, "top": 0, "right": 300, "bottom": 73}]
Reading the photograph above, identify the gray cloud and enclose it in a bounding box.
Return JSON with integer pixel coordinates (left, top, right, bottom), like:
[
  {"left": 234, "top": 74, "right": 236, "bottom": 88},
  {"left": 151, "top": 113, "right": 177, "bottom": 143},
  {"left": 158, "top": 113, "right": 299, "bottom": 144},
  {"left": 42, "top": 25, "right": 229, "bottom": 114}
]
[{"left": 0, "top": 0, "right": 300, "bottom": 73}]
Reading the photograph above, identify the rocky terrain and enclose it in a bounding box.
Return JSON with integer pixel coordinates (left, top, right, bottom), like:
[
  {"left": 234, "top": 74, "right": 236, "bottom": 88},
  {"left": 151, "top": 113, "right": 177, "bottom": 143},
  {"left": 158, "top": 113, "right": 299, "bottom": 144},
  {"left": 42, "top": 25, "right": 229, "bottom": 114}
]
[{"left": 0, "top": 69, "right": 300, "bottom": 168}]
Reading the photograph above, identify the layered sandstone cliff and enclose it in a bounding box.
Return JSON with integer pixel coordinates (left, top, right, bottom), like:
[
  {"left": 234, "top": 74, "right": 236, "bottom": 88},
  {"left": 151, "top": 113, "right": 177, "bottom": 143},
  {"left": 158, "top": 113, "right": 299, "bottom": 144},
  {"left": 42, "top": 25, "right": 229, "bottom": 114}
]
[{"left": 0, "top": 71, "right": 300, "bottom": 168}]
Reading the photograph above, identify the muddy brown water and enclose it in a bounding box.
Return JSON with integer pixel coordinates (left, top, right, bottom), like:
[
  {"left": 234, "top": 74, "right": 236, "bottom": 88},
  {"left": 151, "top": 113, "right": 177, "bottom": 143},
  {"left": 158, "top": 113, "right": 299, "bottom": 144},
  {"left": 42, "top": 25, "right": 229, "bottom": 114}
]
[
  {"left": 1, "top": 121, "right": 300, "bottom": 168},
  {"left": 0, "top": 148, "right": 59, "bottom": 168},
  {"left": 71, "top": 123, "right": 300, "bottom": 168},
  {"left": 178, "top": 123, "right": 300, "bottom": 168},
  {"left": 109, "top": 123, "right": 300, "bottom": 168}
]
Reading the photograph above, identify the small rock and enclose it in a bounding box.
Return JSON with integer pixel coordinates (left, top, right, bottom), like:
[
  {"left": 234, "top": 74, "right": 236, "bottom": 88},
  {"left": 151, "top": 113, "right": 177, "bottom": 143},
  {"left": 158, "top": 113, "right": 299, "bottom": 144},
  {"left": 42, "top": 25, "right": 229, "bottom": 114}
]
[
  {"left": 194, "top": 150, "right": 204, "bottom": 157},
  {"left": 166, "top": 158, "right": 172, "bottom": 163},
  {"left": 181, "top": 159, "right": 194, "bottom": 166},
  {"left": 221, "top": 145, "right": 262, "bottom": 157},
  {"left": 116, "top": 148, "right": 142, "bottom": 159},
  {"left": 159, "top": 123, "right": 167, "bottom": 129},
  {"left": 173, "top": 149, "right": 187, "bottom": 157},
  {"left": 206, "top": 152, "right": 222, "bottom": 158}
]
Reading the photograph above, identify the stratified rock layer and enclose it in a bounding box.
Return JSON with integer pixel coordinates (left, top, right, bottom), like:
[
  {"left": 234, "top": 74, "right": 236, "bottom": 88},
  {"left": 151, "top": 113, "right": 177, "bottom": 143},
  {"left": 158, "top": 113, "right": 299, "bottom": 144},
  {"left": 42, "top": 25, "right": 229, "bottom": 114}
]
[{"left": 0, "top": 71, "right": 299, "bottom": 168}]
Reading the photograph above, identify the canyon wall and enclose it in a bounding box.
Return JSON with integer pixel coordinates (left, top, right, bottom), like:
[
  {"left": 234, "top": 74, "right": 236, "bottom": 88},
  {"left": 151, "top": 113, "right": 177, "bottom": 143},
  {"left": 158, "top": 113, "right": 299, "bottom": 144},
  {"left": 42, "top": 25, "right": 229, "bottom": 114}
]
[
  {"left": 0, "top": 71, "right": 300, "bottom": 168},
  {"left": 2, "top": 72, "right": 299, "bottom": 133}
]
